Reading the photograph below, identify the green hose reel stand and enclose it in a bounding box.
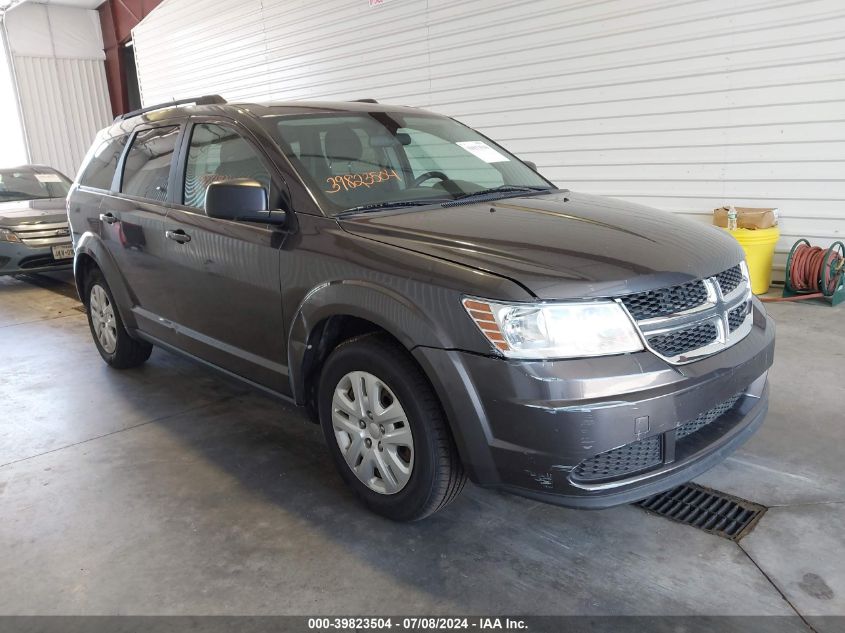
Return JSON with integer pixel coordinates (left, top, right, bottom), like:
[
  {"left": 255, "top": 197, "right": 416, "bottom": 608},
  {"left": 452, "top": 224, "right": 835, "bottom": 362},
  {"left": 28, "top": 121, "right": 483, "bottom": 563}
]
[{"left": 782, "top": 240, "right": 845, "bottom": 306}]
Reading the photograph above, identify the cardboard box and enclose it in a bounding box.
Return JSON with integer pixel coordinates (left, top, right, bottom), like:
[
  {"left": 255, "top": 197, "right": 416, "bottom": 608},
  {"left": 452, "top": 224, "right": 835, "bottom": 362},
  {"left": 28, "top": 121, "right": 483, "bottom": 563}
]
[{"left": 713, "top": 206, "right": 778, "bottom": 230}]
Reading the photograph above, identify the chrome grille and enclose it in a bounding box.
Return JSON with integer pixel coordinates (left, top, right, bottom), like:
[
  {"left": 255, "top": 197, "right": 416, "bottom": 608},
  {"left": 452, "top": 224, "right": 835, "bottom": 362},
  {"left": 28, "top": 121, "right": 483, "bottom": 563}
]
[
  {"left": 620, "top": 279, "right": 708, "bottom": 320},
  {"left": 6, "top": 221, "right": 71, "bottom": 247},
  {"left": 620, "top": 262, "right": 753, "bottom": 364}
]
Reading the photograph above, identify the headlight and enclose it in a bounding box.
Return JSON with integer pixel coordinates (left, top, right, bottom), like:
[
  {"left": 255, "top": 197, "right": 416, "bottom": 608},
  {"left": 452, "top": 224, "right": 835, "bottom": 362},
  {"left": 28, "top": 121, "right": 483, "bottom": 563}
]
[
  {"left": 0, "top": 228, "right": 21, "bottom": 243},
  {"left": 463, "top": 297, "right": 643, "bottom": 359}
]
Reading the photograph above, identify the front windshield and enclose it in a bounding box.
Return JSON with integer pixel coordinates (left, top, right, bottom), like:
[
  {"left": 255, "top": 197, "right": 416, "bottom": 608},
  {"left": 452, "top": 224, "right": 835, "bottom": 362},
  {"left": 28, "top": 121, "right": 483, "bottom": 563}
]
[
  {"left": 269, "top": 112, "right": 554, "bottom": 214},
  {"left": 0, "top": 169, "right": 71, "bottom": 202}
]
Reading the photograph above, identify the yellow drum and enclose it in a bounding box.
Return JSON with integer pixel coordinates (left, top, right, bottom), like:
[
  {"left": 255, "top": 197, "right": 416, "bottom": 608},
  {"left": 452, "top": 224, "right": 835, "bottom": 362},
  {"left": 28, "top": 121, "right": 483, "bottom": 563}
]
[{"left": 724, "top": 227, "right": 780, "bottom": 295}]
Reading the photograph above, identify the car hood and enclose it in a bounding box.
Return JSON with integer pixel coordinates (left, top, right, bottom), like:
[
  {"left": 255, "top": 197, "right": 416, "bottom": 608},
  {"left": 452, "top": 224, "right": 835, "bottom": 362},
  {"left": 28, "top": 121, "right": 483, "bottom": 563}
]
[
  {"left": 0, "top": 198, "right": 68, "bottom": 227},
  {"left": 337, "top": 190, "right": 744, "bottom": 300}
]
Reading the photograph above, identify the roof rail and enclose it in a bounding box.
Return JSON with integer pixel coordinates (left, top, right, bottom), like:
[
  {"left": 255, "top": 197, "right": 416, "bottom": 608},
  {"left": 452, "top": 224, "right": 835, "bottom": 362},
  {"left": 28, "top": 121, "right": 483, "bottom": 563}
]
[
  {"left": 114, "top": 95, "right": 227, "bottom": 122},
  {"left": 352, "top": 98, "right": 379, "bottom": 104}
]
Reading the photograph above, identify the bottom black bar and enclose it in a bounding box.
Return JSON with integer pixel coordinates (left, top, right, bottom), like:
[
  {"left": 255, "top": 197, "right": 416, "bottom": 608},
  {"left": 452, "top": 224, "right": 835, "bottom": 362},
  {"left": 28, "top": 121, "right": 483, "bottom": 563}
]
[{"left": 0, "top": 615, "right": 829, "bottom": 633}]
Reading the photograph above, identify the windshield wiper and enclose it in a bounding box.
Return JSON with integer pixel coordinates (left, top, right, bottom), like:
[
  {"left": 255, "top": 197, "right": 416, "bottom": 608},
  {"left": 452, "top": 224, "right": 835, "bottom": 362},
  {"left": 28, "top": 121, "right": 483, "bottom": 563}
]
[
  {"left": 334, "top": 187, "right": 556, "bottom": 217},
  {"left": 452, "top": 185, "right": 554, "bottom": 201},
  {"left": 336, "top": 199, "right": 450, "bottom": 217}
]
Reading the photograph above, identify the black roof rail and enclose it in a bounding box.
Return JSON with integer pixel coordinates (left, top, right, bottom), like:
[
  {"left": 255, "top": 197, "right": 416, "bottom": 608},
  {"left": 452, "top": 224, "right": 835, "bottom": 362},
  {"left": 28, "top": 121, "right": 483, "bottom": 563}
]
[
  {"left": 352, "top": 98, "right": 379, "bottom": 104},
  {"left": 114, "top": 95, "right": 227, "bottom": 122}
]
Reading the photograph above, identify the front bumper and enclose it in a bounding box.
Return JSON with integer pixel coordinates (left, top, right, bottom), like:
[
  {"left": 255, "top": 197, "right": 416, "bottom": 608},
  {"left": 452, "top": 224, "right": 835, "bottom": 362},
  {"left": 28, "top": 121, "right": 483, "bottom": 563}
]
[
  {"left": 0, "top": 241, "right": 73, "bottom": 276},
  {"left": 414, "top": 298, "right": 775, "bottom": 509}
]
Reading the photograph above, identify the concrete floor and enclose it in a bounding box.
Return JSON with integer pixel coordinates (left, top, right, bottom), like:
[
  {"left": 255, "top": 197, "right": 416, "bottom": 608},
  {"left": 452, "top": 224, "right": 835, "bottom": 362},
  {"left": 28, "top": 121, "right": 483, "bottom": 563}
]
[{"left": 0, "top": 273, "right": 843, "bottom": 628}]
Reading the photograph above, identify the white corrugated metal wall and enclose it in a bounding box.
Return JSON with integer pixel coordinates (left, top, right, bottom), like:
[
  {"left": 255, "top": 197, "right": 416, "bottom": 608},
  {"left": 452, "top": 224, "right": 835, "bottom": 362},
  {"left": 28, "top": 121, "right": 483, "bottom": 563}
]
[
  {"left": 4, "top": 3, "right": 112, "bottom": 178},
  {"left": 133, "top": 0, "right": 845, "bottom": 280}
]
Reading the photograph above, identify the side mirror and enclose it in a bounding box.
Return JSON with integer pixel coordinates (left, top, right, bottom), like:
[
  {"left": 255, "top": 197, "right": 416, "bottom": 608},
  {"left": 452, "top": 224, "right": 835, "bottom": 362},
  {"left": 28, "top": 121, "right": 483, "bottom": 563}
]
[
  {"left": 524, "top": 160, "right": 538, "bottom": 172},
  {"left": 205, "top": 179, "right": 286, "bottom": 225}
]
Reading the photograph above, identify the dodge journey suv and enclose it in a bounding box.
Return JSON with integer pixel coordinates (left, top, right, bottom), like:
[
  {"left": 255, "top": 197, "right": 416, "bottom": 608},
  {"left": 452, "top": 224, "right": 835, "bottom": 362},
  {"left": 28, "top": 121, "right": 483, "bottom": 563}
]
[{"left": 68, "top": 95, "right": 775, "bottom": 520}]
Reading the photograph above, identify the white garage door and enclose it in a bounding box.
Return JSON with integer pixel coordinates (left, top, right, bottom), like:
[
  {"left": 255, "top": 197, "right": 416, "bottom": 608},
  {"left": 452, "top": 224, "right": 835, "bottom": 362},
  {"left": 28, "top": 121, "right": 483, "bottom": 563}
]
[
  {"left": 133, "top": 0, "right": 845, "bottom": 280},
  {"left": 4, "top": 3, "right": 112, "bottom": 179}
]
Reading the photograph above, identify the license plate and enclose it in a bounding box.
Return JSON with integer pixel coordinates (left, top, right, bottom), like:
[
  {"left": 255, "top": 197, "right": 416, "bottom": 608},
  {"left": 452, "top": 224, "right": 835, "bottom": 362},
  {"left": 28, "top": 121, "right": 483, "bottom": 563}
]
[{"left": 51, "top": 244, "right": 74, "bottom": 260}]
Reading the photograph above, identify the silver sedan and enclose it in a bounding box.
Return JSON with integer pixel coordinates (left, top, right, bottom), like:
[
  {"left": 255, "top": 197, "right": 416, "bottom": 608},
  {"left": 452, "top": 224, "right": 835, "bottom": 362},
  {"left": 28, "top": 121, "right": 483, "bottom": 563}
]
[{"left": 0, "top": 165, "right": 74, "bottom": 276}]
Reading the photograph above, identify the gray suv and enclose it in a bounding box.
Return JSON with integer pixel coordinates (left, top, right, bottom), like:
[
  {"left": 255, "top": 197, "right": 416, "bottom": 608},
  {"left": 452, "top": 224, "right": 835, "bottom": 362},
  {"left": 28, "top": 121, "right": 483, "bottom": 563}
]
[{"left": 67, "top": 95, "right": 775, "bottom": 520}]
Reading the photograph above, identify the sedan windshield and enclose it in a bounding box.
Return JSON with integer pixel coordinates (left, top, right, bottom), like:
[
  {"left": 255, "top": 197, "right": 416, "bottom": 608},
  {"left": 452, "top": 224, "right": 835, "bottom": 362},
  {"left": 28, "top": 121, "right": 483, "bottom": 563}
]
[
  {"left": 0, "top": 169, "right": 71, "bottom": 202},
  {"left": 268, "top": 111, "right": 554, "bottom": 215}
]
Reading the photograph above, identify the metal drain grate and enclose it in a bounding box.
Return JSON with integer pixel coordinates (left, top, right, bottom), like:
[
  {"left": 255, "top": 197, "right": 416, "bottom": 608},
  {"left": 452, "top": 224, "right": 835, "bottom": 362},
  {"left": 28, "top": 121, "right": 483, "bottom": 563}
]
[{"left": 638, "top": 483, "right": 766, "bottom": 541}]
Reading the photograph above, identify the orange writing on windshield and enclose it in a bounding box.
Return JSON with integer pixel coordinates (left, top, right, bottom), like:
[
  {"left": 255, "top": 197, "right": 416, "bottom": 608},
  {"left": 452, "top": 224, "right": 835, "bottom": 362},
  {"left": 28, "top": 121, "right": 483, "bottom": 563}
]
[{"left": 326, "top": 169, "right": 402, "bottom": 193}]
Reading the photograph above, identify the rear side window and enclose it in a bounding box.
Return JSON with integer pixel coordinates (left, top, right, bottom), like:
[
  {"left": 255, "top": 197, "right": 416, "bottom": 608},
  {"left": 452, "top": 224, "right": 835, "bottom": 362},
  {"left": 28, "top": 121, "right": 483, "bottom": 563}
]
[
  {"left": 79, "top": 136, "right": 127, "bottom": 190},
  {"left": 183, "top": 123, "right": 271, "bottom": 209},
  {"left": 121, "top": 126, "right": 180, "bottom": 201}
]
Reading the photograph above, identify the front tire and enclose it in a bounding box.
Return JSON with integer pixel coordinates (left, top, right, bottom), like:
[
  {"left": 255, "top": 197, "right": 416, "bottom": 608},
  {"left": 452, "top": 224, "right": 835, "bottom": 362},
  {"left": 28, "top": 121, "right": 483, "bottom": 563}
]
[
  {"left": 85, "top": 269, "right": 152, "bottom": 369},
  {"left": 318, "top": 334, "right": 466, "bottom": 521}
]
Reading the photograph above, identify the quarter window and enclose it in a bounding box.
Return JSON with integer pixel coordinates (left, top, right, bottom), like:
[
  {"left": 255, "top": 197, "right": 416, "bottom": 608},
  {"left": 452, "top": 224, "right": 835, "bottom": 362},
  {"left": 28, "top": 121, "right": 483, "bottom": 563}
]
[
  {"left": 183, "top": 123, "right": 271, "bottom": 209},
  {"left": 120, "top": 126, "right": 180, "bottom": 201},
  {"left": 79, "top": 136, "right": 127, "bottom": 190}
]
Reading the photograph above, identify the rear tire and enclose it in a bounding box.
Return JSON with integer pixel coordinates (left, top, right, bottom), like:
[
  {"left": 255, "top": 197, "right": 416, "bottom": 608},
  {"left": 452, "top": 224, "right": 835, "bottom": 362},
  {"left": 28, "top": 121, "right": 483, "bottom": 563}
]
[
  {"left": 84, "top": 268, "right": 152, "bottom": 369},
  {"left": 317, "top": 333, "right": 466, "bottom": 521}
]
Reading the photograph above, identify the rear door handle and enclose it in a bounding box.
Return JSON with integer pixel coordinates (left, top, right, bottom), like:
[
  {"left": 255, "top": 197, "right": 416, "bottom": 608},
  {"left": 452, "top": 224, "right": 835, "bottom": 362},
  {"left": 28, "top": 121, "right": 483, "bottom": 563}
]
[
  {"left": 99, "top": 212, "right": 118, "bottom": 225},
  {"left": 165, "top": 229, "right": 191, "bottom": 244}
]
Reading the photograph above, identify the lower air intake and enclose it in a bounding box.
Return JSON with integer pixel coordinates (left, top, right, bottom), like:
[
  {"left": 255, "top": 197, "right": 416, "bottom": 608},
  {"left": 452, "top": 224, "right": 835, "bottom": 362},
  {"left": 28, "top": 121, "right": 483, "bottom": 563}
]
[
  {"left": 675, "top": 393, "right": 742, "bottom": 440},
  {"left": 570, "top": 435, "right": 662, "bottom": 482}
]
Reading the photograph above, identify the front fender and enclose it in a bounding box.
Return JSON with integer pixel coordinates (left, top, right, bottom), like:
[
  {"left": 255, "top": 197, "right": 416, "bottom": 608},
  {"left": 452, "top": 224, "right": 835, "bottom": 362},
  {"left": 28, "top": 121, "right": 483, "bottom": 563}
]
[
  {"left": 287, "top": 279, "right": 459, "bottom": 404},
  {"left": 74, "top": 232, "right": 139, "bottom": 331}
]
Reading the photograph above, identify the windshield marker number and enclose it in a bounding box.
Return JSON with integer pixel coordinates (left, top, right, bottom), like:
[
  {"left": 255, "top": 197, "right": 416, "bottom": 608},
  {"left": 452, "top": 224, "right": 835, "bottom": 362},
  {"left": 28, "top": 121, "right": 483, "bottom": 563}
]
[{"left": 326, "top": 169, "right": 402, "bottom": 193}]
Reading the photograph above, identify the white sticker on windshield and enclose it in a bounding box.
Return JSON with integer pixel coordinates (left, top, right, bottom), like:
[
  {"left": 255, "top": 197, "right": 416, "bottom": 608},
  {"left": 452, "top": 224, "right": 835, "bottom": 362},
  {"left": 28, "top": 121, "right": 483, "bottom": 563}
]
[
  {"left": 456, "top": 141, "right": 509, "bottom": 163},
  {"left": 35, "top": 173, "right": 62, "bottom": 183}
]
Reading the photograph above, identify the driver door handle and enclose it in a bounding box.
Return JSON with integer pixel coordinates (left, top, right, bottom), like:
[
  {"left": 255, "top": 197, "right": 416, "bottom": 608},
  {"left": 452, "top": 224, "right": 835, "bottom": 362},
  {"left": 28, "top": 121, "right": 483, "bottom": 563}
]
[
  {"left": 99, "top": 212, "right": 118, "bottom": 225},
  {"left": 165, "top": 229, "right": 191, "bottom": 244}
]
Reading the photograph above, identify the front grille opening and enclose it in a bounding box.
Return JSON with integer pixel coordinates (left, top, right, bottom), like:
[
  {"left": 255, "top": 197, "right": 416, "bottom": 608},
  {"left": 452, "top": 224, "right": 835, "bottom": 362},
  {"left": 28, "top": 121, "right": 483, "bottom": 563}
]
[
  {"left": 716, "top": 264, "right": 743, "bottom": 295},
  {"left": 728, "top": 303, "right": 748, "bottom": 331},
  {"left": 619, "top": 264, "right": 751, "bottom": 363},
  {"left": 620, "top": 279, "right": 708, "bottom": 320},
  {"left": 638, "top": 483, "right": 766, "bottom": 541},
  {"left": 647, "top": 321, "right": 718, "bottom": 357}
]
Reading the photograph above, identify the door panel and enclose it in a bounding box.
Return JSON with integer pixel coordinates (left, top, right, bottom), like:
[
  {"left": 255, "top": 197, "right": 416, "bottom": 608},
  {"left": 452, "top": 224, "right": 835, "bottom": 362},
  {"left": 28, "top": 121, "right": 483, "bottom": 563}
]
[
  {"left": 98, "top": 125, "right": 182, "bottom": 343},
  {"left": 162, "top": 208, "right": 286, "bottom": 390},
  {"left": 99, "top": 193, "right": 175, "bottom": 338},
  {"left": 162, "top": 120, "right": 287, "bottom": 391}
]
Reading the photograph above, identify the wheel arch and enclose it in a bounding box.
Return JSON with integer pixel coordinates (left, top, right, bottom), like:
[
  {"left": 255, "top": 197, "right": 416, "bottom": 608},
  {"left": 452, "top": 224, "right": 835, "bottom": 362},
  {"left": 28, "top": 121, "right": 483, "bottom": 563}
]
[
  {"left": 73, "top": 232, "right": 139, "bottom": 330},
  {"left": 287, "top": 280, "right": 453, "bottom": 410}
]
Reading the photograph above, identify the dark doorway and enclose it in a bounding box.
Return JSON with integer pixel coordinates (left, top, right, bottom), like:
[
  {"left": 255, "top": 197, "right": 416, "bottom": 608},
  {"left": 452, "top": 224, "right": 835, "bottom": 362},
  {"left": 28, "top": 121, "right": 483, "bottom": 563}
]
[{"left": 121, "top": 43, "right": 142, "bottom": 112}]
